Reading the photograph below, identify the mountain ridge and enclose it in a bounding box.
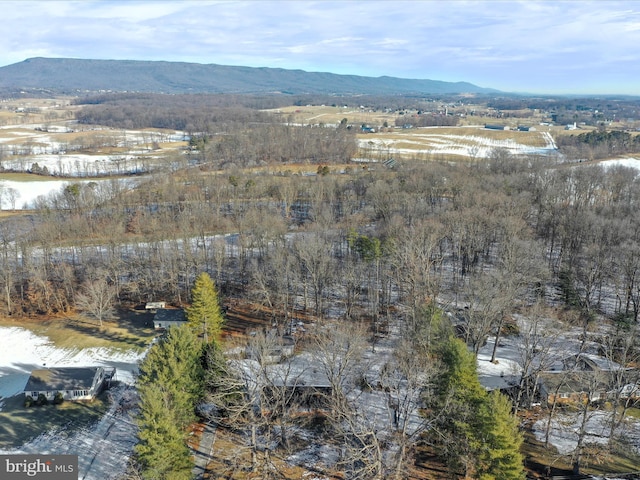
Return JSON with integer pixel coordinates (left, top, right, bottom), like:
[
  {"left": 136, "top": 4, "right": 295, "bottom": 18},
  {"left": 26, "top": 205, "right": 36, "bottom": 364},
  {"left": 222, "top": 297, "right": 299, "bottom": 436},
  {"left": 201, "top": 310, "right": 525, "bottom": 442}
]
[{"left": 0, "top": 57, "right": 499, "bottom": 95}]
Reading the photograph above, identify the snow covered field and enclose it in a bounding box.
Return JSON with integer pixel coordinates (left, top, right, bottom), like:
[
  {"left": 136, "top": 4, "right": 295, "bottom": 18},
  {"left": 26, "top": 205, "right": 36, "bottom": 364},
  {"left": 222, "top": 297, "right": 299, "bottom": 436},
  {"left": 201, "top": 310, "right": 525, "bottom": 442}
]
[
  {"left": 0, "top": 326, "right": 146, "bottom": 479},
  {"left": 0, "top": 119, "right": 186, "bottom": 210},
  {"left": 358, "top": 128, "right": 559, "bottom": 159},
  {"left": 0, "top": 176, "right": 142, "bottom": 210},
  {"left": 2, "top": 153, "right": 156, "bottom": 177},
  {"left": 599, "top": 157, "right": 640, "bottom": 170}
]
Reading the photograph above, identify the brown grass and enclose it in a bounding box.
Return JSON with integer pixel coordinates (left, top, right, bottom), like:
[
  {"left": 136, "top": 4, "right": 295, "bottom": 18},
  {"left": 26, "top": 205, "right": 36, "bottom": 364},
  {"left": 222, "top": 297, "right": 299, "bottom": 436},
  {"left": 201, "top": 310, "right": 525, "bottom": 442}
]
[
  {"left": 268, "top": 105, "right": 393, "bottom": 127},
  {"left": 199, "top": 428, "right": 343, "bottom": 480},
  {"left": 0, "top": 172, "right": 64, "bottom": 182},
  {"left": 0, "top": 309, "right": 155, "bottom": 352}
]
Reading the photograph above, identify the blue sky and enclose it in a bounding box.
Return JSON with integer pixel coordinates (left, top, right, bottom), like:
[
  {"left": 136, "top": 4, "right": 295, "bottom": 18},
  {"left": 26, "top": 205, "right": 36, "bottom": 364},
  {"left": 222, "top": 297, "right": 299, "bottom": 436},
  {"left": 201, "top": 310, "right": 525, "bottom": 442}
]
[{"left": 2, "top": 0, "right": 640, "bottom": 95}]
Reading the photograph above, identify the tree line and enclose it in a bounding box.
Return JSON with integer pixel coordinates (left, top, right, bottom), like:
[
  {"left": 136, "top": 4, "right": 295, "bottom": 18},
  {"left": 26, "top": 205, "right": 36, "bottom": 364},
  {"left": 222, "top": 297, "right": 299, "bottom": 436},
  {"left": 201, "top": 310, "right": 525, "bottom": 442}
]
[
  {"left": 3, "top": 153, "right": 640, "bottom": 330},
  {"left": 556, "top": 128, "right": 640, "bottom": 160}
]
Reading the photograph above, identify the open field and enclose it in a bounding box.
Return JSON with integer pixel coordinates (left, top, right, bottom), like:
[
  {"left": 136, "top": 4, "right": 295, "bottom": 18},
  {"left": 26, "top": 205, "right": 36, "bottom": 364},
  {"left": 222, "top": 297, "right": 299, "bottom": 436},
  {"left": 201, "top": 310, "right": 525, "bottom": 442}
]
[
  {"left": 0, "top": 308, "right": 152, "bottom": 479},
  {"left": 357, "top": 126, "right": 558, "bottom": 160},
  {"left": 268, "top": 104, "right": 393, "bottom": 127},
  {"left": 0, "top": 309, "right": 155, "bottom": 352}
]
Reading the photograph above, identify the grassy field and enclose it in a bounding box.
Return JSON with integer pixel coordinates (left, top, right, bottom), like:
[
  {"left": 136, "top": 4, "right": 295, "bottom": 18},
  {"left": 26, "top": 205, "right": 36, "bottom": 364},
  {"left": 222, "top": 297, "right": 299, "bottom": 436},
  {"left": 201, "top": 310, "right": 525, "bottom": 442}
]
[
  {"left": 0, "top": 172, "right": 68, "bottom": 182},
  {"left": 0, "top": 390, "right": 110, "bottom": 448},
  {"left": 356, "top": 125, "right": 556, "bottom": 162},
  {"left": 0, "top": 309, "right": 156, "bottom": 352},
  {"left": 269, "top": 105, "right": 394, "bottom": 127},
  {"left": 0, "top": 309, "right": 153, "bottom": 450},
  {"left": 362, "top": 126, "right": 551, "bottom": 146}
]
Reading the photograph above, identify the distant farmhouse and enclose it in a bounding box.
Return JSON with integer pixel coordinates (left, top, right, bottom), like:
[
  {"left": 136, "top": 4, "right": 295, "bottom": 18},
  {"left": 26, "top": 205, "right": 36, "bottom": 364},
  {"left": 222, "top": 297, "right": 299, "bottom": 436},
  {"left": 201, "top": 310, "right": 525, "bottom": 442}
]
[
  {"left": 153, "top": 308, "right": 187, "bottom": 330},
  {"left": 24, "top": 366, "right": 115, "bottom": 402}
]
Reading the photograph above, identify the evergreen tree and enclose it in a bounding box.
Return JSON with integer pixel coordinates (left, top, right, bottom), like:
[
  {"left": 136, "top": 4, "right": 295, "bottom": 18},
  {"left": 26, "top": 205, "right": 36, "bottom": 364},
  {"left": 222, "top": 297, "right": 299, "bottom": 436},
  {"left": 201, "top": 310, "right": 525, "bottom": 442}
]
[
  {"left": 432, "top": 337, "right": 525, "bottom": 479},
  {"left": 438, "top": 336, "right": 487, "bottom": 409},
  {"left": 186, "top": 272, "right": 224, "bottom": 343},
  {"left": 434, "top": 337, "right": 487, "bottom": 476},
  {"left": 478, "top": 391, "right": 525, "bottom": 480},
  {"left": 139, "top": 325, "right": 204, "bottom": 425},
  {"left": 136, "top": 325, "right": 204, "bottom": 479},
  {"left": 135, "top": 382, "right": 193, "bottom": 480}
]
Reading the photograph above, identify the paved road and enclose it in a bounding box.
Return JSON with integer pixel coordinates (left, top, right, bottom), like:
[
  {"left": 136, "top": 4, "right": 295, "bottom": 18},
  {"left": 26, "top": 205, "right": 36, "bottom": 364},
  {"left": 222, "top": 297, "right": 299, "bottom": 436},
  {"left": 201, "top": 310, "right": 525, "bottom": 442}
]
[{"left": 192, "top": 421, "right": 216, "bottom": 479}]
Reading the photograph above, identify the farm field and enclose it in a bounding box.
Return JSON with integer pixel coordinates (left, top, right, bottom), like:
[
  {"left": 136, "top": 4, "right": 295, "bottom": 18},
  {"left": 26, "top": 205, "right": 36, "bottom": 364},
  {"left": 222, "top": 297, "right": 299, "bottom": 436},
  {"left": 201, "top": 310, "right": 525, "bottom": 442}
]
[{"left": 357, "top": 126, "right": 559, "bottom": 161}]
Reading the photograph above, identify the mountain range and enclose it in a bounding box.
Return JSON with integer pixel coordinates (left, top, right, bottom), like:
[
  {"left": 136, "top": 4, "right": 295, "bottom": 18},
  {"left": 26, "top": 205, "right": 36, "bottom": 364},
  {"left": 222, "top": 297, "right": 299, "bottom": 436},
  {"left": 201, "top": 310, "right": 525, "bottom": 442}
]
[{"left": 0, "top": 57, "right": 498, "bottom": 96}]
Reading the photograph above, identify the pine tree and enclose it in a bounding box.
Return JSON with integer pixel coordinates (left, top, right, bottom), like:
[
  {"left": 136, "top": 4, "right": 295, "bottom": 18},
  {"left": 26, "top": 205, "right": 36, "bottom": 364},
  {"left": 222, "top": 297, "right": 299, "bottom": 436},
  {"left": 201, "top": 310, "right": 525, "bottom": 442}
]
[
  {"left": 139, "top": 325, "right": 204, "bottom": 425},
  {"left": 135, "top": 382, "right": 193, "bottom": 480},
  {"left": 136, "top": 325, "right": 205, "bottom": 479},
  {"left": 432, "top": 338, "right": 525, "bottom": 479},
  {"left": 434, "top": 337, "right": 488, "bottom": 476},
  {"left": 477, "top": 391, "right": 525, "bottom": 480},
  {"left": 186, "top": 272, "right": 224, "bottom": 343}
]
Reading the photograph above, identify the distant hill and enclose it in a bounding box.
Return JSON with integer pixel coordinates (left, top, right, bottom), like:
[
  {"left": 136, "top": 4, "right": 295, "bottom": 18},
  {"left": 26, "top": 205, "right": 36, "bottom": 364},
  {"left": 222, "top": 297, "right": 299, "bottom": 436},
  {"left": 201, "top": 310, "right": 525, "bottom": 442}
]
[{"left": 0, "top": 57, "right": 498, "bottom": 96}]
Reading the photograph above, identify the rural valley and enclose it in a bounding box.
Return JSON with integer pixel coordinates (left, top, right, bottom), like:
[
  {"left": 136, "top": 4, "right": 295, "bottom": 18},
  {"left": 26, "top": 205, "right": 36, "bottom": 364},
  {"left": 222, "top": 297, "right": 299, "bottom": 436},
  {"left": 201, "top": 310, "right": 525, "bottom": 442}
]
[{"left": 0, "top": 65, "right": 640, "bottom": 480}]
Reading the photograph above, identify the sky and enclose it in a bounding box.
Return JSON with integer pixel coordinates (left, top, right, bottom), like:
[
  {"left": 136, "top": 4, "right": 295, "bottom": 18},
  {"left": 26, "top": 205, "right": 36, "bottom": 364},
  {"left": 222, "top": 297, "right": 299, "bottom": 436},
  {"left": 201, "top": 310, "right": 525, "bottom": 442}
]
[{"left": 1, "top": 0, "right": 640, "bottom": 95}]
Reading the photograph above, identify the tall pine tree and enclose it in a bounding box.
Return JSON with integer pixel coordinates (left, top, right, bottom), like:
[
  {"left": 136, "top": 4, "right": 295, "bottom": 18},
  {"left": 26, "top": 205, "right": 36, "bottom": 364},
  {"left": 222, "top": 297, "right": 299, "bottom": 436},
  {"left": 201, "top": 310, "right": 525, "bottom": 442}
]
[
  {"left": 433, "top": 337, "right": 524, "bottom": 479},
  {"left": 186, "top": 272, "right": 224, "bottom": 343},
  {"left": 478, "top": 391, "right": 525, "bottom": 480},
  {"left": 135, "top": 382, "right": 193, "bottom": 480},
  {"left": 435, "top": 337, "right": 488, "bottom": 476},
  {"left": 136, "top": 325, "right": 204, "bottom": 479}
]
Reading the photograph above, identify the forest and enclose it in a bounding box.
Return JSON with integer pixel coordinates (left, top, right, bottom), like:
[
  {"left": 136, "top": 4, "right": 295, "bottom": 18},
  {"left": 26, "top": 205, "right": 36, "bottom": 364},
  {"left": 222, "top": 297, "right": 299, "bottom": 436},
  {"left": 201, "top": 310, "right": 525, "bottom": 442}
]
[{"left": 1, "top": 93, "right": 640, "bottom": 478}]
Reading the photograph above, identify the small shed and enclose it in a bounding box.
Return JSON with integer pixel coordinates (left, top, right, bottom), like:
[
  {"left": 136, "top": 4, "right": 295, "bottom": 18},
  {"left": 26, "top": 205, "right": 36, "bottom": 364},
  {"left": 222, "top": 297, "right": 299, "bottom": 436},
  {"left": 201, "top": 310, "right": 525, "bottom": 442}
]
[
  {"left": 153, "top": 308, "right": 187, "bottom": 330},
  {"left": 24, "top": 366, "right": 114, "bottom": 402},
  {"left": 145, "top": 301, "right": 166, "bottom": 312}
]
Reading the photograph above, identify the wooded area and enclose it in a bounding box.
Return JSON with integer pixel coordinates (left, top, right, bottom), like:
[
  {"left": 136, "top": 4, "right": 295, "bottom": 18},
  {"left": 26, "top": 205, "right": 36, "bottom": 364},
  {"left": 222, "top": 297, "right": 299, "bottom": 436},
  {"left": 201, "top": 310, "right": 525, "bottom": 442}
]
[{"left": 2, "top": 93, "right": 640, "bottom": 478}]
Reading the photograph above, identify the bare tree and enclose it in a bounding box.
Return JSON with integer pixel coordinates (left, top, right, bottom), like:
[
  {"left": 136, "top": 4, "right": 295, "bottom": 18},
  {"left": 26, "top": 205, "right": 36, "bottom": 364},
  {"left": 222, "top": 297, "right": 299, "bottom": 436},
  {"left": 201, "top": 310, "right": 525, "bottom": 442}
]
[
  {"left": 389, "top": 220, "right": 444, "bottom": 326},
  {"left": 380, "top": 336, "right": 439, "bottom": 479},
  {"left": 75, "top": 270, "right": 116, "bottom": 327},
  {"left": 310, "top": 321, "right": 390, "bottom": 479},
  {"left": 205, "top": 331, "right": 309, "bottom": 477},
  {"left": 293, "top": 234, "right": 335, "bottom": 315},
  {"left": 600, "top": 321, "right": 640, "bottom": 443},
  {"left": 514, "top": 302, "right": 563, "bottom": 412}
]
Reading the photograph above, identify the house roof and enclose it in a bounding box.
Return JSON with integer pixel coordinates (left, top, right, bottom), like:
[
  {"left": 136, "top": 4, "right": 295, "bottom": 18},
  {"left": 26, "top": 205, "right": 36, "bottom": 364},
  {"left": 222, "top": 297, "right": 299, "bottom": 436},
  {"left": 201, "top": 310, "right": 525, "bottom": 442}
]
[
  {"left": 267, "top": 353, "right": 332, "bottom": 389},
  {"left": 153, "top": 308, "right": 186, "bottom": 323},
  {"left": 548, "top": 353, "right": 623, "bottom": 372},
  {"left": 538, "top": 371, "right": 610, "bottom": 395},
  {"left": 24, "top": 367, "right": 101, "bottom": 392}
]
